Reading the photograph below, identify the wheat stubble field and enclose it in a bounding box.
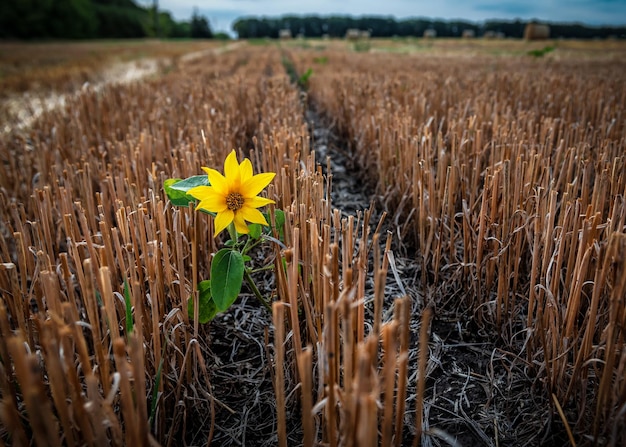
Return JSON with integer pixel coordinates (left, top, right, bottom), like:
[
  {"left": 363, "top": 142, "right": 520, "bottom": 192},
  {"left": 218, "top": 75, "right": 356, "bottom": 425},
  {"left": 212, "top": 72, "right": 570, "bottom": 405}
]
[{"left": 0, "top": 38, "right": 625, "bottom": 446}]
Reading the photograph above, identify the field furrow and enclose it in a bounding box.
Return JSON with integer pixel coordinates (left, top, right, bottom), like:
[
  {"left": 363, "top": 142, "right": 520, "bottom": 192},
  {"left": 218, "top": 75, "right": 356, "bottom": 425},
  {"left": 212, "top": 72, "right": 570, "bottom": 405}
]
[{"left": 0, "top": 39, "right": 625, "bottom": 447}]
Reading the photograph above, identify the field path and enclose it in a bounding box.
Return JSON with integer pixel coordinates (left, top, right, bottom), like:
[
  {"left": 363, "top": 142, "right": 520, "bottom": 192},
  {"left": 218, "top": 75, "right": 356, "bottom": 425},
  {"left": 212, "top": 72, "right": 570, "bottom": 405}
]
[{"left": 1, "top": 41, "right": 244, "bottom": 135}]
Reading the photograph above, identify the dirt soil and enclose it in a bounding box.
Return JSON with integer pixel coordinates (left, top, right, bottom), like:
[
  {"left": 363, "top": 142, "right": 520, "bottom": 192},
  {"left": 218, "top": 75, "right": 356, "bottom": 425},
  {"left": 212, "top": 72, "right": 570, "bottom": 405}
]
[
  {"left": 194, "top": 95, "right": 571, "bottom": 446},
  {"left": 1, "top": 46, "right": 573, "bottom": 447}
]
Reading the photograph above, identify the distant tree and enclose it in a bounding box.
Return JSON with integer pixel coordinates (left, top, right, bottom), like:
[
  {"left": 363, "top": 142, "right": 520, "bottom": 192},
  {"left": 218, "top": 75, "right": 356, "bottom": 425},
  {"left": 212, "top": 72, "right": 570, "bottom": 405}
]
[
  {"left": 190, "top": 8, "right": 213, "bottom": 38},
  {"left": 0, "top": 0, "right": 98, "bottom": 39},
  {"left": 484, "top": 19, "right": 525, "bottom": 38},
  {"left": 93, "top": 1, "right": 147, "bottom": 38},
  {"left": 171, "top": 21, "right": 191, "bottom": 38},
  {"left": 152, "top": 0, "right": 159, "bottom": 37},
  {"left": 0, "top": 0, "right": 53, "bottom": 39},
  {"left": 0, "top": 0, "right": 196, "bottom": 40},
  {"left": 230, "top": 14, "right": 625, "bottom": 40},
  {"left": 213, "top": 32, "right": 231, "bottom": 40},
  {"left": 145, "top": 8, "right": 178, "bottom": 37},
  {"left": 48, "top": 0, "right": 98, "bottom": 38}
]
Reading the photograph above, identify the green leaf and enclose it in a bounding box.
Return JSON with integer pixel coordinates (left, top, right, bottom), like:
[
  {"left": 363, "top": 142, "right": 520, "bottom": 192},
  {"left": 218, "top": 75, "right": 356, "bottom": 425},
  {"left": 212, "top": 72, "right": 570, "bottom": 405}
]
[
  {"left": 95, "top": 290, "right": 103, "bottom": 307},
  {"left": 242, "top": 255, "right": 252, "bottom": 263},
  {"left": 211, "top": 249, "right": 244, "bottom": 312},
  {"left": 248, "top": 223, "right": 262, "bottom": 240},
  {"left": 164, "top": 175, "right": 210, "bottom": 207},
  {"left": 274, "top": 209, "right": 286, "bottom": 229},
  {"left": 273, "top": 209, "right": 286, "bottom": 241},
  {"left": 298, "top": 68, "right": 313, "bottom": 87},
  {"left": 123, "top": 280, "right": 134, "bottom": 335},
  {"left": 187, "top": 280, "right": 217, "bottom": 323}
]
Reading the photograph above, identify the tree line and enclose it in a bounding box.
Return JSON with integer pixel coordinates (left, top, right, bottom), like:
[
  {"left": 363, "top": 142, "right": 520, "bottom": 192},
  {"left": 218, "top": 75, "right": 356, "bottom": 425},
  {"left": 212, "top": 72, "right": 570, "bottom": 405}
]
[
  {"left": 0, "top": 0, "right": 216, "bottom": 40},
  {"left": 233, "top": 15, "right": 626, "bottom": 39},
  {"left": 2, "top": 3, "right": 624, "bottom": 41}
]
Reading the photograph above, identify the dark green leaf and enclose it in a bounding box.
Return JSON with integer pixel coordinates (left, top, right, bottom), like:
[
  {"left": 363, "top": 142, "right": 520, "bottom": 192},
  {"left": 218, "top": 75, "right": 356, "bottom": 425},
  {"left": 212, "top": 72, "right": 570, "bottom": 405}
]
[
  {"left": 95, "top": 290, "right": 103, "bottom": 307},
  {"left": 248, "top": 223, "right": 262, "bottom": 240},
  {"left": 123, "top": 279, "right": 134, "bottom": 335},
  {"left": 273, "top": 209, "right": 286, "bottom": 241},
  {"left": 164, "top": 175, "right": 210, "bottom": 207},
  {"left": 298, "top": 67, "right": 313, "bottom": 87},
  {"left": 274, "top": 209, "right": 286, "bottom": 228},
  {"left": 187, "top": 280, "right": 217, "bottom": 323},
  {"left": 211, "top": 249, "right": 244, "bottom": 312}
]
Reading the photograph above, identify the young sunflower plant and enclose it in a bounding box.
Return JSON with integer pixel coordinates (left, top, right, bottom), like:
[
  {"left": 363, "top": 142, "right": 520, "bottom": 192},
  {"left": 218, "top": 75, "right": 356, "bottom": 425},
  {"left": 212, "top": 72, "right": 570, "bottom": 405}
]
[{"left": 164, "top": 150, "right": 284, "bottom": 322}]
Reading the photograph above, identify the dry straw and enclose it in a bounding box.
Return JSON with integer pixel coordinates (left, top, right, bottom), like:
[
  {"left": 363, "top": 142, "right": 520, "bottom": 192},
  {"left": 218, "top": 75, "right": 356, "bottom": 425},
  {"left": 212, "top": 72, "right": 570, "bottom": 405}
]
[
  {"left": 0, "top": 40, "right": 625, "bottom": 446},
  {"left": 291, "top": 45, "right": 626, "bottom": 444}
]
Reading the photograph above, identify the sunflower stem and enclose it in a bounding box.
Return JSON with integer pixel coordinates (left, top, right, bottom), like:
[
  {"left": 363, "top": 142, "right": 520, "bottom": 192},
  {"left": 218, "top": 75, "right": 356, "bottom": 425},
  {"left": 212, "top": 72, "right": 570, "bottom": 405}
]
[
  {"left": 227, "top": 222, "right": 238, "bottom": 242},
  {"left": 244, "top": 269, "right": 272, "bottom": 312},
  {"left": 250, "top": 264, "right": 275, "bottom": 274}
]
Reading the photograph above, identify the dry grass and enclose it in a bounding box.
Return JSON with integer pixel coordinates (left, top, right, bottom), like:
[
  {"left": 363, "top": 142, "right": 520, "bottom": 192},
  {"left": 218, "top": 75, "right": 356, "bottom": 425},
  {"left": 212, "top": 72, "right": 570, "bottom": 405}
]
[
  {"left": 0, "top": 43, "right": 306, "bottom": 445},
  {"left": 0, "top": 39, "right": 625, "bottom": 446},
  {"left": 290, "top": 42, "right": 626, "bottom": 444},
  {"left": 0, "top": 40, "right": 237, "bottom": 135},
  {"left": 0, "top": 40, "right": 223, "bottom": 95}
]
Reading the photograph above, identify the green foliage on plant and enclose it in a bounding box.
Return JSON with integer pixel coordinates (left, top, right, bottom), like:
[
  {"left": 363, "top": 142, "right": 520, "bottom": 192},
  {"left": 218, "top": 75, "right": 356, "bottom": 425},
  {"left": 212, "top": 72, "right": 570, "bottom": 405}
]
[
  {"left": 527, "top": 45, "right": 556, "bottom": 57},
  {"left": 0, "top": 0, "right": 215, "bottom": 39},
  {"left": 163, "top": 176, "right": 210, "bottom": 207},
  {"left": 298, "top": 68, "right": 313, "bottom": 88},
  {"left": 187, "top": 280, "right": 217, "bottom": 323},
  {"left": 164, "top": 154, "right": 284, "bottom": 323},
  {"left": 123, "top": 280, "right": 134, "bottom": 336}
]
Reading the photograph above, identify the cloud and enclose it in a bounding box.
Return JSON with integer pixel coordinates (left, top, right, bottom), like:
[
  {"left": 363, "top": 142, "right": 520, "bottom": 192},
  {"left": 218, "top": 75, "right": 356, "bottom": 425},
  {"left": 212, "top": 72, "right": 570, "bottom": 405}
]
[
  {"left": 158, "top": 0, "right": 626, "bottom": 32},
  {"left": 473, "top": 2, "right": 537, "bottom": 17}
]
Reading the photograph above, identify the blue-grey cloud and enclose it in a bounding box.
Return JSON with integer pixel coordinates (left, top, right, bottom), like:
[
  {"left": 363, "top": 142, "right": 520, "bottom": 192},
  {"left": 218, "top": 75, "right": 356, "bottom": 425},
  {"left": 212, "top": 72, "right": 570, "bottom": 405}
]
[
  {"left": 158, "top": 0, "right": 626, "bottom": 33},
  {"left": 473, "top": 2, "right": 536, "bottom": 17}
]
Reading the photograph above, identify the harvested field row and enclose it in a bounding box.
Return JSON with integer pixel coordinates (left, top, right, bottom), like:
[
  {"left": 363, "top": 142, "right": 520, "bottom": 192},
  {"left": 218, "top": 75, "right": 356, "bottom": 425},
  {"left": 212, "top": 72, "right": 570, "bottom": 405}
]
[
  {"left": 0, "top": 41, "right": 421, "bottom": 447},
  {"left": 0, "top": 40, "right": 226, "bottom": 95},
  {"left": 0, "top": 39, "right": 625, "bottom": 447},
  {"left": 290, "top": 46, "right": 626, "bottom": 444},
  {"left": 0, "top": 44, "right": 313, "bottom": 445}
]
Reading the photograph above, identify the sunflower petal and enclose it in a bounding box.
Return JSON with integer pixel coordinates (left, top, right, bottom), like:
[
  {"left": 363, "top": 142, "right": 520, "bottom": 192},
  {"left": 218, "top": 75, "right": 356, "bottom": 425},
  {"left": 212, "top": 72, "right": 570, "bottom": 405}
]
[
  {"left": 240, "top": 158, "right": 253, "bottom": 183},
  {"left": 213, "top": 210, "right": 234, "bottom": 236},
  {"left": 204, "top": 168, "right": 228, "bottom": 195},
  {"left": 245, "top": 196, "right": 275, "bottom": 209},
  {"left": 241, "top": 172, "right": 276, "bottom": 198},
  {"left": 239, "top": 206, "right": 269, "bottom": 226},
  {"left": 224, "top": 150, "right": 241, "bottom": 188},
  {"left": 233, "top": 213, "right": 250, "bottom": 234},
  {"left": 187, "top": 185, "right": 212, "bottom": 201},
  {"left": 196, "top": 190, "right": 228, "bottom": 213}
]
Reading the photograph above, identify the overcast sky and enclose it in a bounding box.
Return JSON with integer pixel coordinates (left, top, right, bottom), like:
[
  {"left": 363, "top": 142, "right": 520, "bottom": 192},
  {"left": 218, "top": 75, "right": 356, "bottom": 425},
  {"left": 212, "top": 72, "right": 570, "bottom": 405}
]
[{"left": 153, "top": 0, "right": 626, "bottom": 34}]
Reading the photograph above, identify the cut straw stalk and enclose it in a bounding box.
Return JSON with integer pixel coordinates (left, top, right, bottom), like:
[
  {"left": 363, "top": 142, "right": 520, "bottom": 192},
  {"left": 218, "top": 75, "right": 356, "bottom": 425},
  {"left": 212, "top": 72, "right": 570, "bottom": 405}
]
[
  {"left": 414, "top": 308, "right": 433, "bottom": 447},
  {"left": 0, "top": 42, "right": 625, "bottom": 446}
]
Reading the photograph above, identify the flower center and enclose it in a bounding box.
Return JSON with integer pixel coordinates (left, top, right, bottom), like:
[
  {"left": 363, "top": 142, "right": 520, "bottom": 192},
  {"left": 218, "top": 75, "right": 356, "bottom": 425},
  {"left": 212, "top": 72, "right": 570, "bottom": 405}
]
[{"left": 225, "top": 192, "right": 244, "bottom": 211}]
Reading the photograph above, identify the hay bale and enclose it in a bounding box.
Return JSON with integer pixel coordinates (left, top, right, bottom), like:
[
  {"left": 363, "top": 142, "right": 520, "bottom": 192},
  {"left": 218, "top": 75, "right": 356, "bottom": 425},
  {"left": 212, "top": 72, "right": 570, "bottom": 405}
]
[
  {"left": 524, "top": 23, "right": 550, "bottom": 40},
  {"left": 279, "top": 29, "right": 292, "bottom": 39},
  {"left": 462, "top": 29, "right": 475, "bottom": 38},
  {"left": 423, "top": 29, "right": 436, "bottom": 38},
  {"left": 345, "top": 28, "right": 360, "bottom": 40}
]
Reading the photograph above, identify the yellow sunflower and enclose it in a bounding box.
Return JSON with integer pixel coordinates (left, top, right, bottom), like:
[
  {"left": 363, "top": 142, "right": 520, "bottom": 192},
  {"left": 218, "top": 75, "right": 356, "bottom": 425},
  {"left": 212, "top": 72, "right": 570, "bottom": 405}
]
[{"left": 188, "top": 150, "right": 276, "bottom": 237}]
